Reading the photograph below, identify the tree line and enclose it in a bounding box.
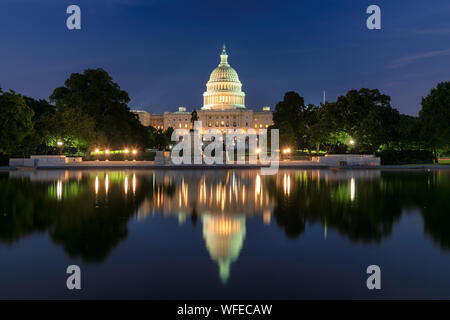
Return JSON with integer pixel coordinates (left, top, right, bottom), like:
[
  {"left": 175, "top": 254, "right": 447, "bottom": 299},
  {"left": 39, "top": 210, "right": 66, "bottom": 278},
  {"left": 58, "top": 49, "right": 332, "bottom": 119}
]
[
  {"left": 272, "top": 84, "right": 450, "bottom": 162},
  {"left": 0, "top": 68, "right": 173, "bottom": 160},
  {"left": 1, "top": 68, "right": 449, "bottom": 163}
]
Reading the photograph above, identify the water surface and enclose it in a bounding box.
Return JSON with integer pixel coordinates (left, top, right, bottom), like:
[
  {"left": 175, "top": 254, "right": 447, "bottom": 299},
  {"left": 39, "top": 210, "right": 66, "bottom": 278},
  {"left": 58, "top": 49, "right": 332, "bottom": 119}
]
[{"left": 1, "top": 169, "right": 449, "bottom": 299}]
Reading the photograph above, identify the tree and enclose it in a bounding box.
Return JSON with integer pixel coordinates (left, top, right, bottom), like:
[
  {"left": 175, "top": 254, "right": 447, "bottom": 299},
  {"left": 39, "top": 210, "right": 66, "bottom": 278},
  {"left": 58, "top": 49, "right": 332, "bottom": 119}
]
[
  {"left": 154, "top": 128, "right": 169, "bottom": 150},
  {"left": 0, "top": 90, "right": 34, "bottom": 155},
  {"left": 16, "top": 97, "right": 57, "bottom": 156},
  {"left": 273, "top": 91, "right": 318, "bottom": 151},
  {"left": 277, "top": 121, "right": 297, "bottom": 149},
  {"left": 50, "top": 68, "right": 149, "bottom": 149},
  {"left": 44, "top": 107, "right": 98, "bottom": 153},
  {"left": 419, "top": 81, "right": 450, "bottom": 162},
  {"left": 392, "top": 114, "right": 422, "bottom": 150},
  {"left": 146, "top": 126, "right": 174, "bottom": 150},
  {"left": 324, "top": 89, "right": 400, "bottom": 153}
]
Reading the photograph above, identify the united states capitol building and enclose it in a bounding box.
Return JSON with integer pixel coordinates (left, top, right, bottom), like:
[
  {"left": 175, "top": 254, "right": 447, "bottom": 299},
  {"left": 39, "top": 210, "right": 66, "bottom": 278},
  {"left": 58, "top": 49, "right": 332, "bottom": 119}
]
[{"left": 132, "top": 45, "right": 273, "bottom": 132}]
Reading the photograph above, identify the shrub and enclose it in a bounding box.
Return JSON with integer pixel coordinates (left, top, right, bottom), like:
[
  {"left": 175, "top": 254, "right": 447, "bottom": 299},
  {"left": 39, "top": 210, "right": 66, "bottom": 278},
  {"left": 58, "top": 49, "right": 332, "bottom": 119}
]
[
  {"left": 376, "top": 150, "right": 434, "bottom": 165},
  {"left": 0, "top": 153, "right": 8, "bottom": 166},
  {"left": 84, "top": 151, "right": 156, "bottom": 161}
]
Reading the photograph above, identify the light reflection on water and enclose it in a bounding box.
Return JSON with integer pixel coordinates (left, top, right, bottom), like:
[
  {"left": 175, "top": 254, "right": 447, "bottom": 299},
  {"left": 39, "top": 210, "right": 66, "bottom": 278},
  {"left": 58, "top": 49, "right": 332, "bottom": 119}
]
[{"left": 1, "top": 169, "right": 450, "bottom": 298}]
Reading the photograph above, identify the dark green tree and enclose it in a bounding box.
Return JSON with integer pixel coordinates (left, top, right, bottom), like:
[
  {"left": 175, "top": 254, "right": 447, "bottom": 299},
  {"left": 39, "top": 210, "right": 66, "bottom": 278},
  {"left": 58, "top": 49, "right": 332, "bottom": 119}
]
[
  {"left": 16, "top": 97, "right": 57, "bottom": 156},
  {"left": 323, "top": 89, "right": 400, "bottom": 153},
  {"left": 50, "top": 68, "right": 149, "bottom": 149},
  {"left": 394, "top": 114, "right": 422, "bottom": 150},
  {"left": 43, "top": 107, "right": 98, "bottom": 152},
  {"left": 419, "top": 81, "right": 450, "bottom": 162},
  {"left": 273, "top": 92, "right": 318, "bottom": 151},
  {"left": 0, "top": 90, "right": 34, "bottom": 155}
]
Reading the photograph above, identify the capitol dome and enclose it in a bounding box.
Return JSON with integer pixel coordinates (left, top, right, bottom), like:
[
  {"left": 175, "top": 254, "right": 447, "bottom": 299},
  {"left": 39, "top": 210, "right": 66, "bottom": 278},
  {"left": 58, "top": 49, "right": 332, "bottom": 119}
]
[
  {"left": 208, "top": 64, "right": 240, "bottom": 83},
  {"left": 202, "top": 45, "right": 246, "bottom": 110}
]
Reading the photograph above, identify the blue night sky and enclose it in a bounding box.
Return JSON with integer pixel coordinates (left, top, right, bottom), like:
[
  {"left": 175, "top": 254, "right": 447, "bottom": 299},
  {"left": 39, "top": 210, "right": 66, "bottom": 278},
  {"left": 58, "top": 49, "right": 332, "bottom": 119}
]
[{"left": 1, "top": 0, "right": 450, "bottom": 116}]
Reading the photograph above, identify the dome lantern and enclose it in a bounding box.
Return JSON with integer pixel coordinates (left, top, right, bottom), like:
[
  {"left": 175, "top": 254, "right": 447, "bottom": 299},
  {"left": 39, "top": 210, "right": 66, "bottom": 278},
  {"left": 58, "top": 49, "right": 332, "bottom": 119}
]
[{"left": 220, "top": 43, "right": 229, "bottom": 66}]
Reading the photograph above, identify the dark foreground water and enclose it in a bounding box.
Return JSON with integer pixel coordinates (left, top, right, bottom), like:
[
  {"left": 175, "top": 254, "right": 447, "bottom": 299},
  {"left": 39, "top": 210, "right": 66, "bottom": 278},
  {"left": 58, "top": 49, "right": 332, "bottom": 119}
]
[{"left": 0, "top": 168, "right": 450, "bottom": 299}]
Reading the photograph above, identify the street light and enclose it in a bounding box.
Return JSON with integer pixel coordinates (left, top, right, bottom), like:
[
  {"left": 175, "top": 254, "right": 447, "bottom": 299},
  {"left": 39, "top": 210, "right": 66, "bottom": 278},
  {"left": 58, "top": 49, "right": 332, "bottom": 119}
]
[
  {"left": 349, "top": 139, "right": 355, "bottom": 146},
  {"left": 56, "top": 141, "right": 64, "bottom": 155}
]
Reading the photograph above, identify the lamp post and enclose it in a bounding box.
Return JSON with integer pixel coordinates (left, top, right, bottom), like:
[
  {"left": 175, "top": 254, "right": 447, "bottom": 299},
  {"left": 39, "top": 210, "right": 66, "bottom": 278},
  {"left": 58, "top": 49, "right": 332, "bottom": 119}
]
[
  {"left": 57, "top": 141, "right": 63, "bottom": 155},
  {"left": 282, "top": 147, "right": 292, "bottom": 160}
]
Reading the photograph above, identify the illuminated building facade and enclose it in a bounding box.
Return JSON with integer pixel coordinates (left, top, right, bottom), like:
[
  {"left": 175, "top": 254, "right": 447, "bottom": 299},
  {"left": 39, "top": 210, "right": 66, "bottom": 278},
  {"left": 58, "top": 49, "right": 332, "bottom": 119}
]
[{"left": 132, "top": 45, "right": 273, "bottom": 132}]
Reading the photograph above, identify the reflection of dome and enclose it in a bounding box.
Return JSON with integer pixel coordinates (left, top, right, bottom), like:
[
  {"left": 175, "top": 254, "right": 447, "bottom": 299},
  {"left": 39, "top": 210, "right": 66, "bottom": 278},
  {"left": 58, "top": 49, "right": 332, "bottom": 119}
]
[
  {"left": 202, "top": 214, "right": 246, "bottom": 284},
  {"left": 202, "top": 44, "right": 246, "bottom": 110}
]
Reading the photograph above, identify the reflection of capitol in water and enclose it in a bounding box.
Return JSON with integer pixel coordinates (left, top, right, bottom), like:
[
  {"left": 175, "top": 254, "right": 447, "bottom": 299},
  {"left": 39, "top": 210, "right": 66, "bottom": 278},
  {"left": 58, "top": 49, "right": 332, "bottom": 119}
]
[
  {"left": 137, "top": 170, "right": 274, "bottom": 219},
  {"left": 137, "top": 170, "right": 271, "bottom": 283},
  {"left": 8, "top": 168, "right": 382, "bottom": 283}
]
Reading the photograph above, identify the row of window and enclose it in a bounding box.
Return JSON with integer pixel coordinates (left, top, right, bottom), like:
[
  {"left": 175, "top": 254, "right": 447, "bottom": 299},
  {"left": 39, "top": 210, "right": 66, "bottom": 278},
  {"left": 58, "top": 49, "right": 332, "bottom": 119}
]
[
  {"left": 209, "top": 121, "right": 235, "bottom": 127},
  {"left": 158, "top": 123, "right": 271, "bottom": 130},
  {"left": 208, "top": 83, "right": 239, "bottom": 90},
  {"left": 204, "top": 95, "right": 244, "bottom": 105},
  {"left": 157, "top": 122, "right": 270, "bottom": 129}
]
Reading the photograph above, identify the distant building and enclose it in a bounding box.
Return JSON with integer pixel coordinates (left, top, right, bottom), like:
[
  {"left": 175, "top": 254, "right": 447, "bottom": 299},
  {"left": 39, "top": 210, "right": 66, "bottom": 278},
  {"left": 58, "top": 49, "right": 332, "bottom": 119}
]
[
  {"left": 132, "top": 110, "right": 151, "bottom": 127},
  {"left": 132, "top": 45, "right": 273, "bottom": 132}
]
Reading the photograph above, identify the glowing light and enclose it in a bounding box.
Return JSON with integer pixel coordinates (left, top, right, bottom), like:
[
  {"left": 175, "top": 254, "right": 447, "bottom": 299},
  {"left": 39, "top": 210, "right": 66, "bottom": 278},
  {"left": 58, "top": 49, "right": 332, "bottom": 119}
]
[
  {"left": 105, "top": 149, "right": 110, "bottom": 155},
  {"left": 132, "top": 173, "right": 136, "bottom": 195},
  {"left": 349, "top": 139, "right": 355, "bottom": 146},
  {"left": 263, "top": 209, "right": 271, "bottom": 225},
  {"left": 283, "top": 174, "right": 291, "bottom": 196},
  {"left": 282, "top": 148, "right": 291, "bottom": 154},
  {"left": 350, "top": 178, "right": 355, "bottom": 201},
  {"left": 255, "top": 148, "right": 261, "bottom": 154},
  {"left": 56, "top": 180, "right": 62, "bottom": 201},
  {"left": 255, "top": 174, "right": 261, "bottom": 195},
  {"left": 132, "top": 149, "right": 137, "bottom": 155},
  {"left": 57, "top": 141, "right": 63, "bottom": 147},
  {"left": 124, "top": 175, "right": 129, "bottom": 194},
  {"left": 105, "top": 174, "right": 109, "bottom": 194},
  {"left": 95, "top": 148, "right": 100, "bottom": 154},
  {"left": 206, "top": 217, "right": 241, "bottom": 236},
  {"left": 124, "top": 149, "right": 129, "bottom": 154},
  {"left": 95, "top": 175, "right": 99, "bottom": 194}
]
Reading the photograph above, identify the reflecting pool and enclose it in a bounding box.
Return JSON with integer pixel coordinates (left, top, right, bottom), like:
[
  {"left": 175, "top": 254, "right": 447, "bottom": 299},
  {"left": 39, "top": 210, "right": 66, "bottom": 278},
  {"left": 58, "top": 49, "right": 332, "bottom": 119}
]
[{"left": 0, "top": 169, "right": 450, "bottom": 299}]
